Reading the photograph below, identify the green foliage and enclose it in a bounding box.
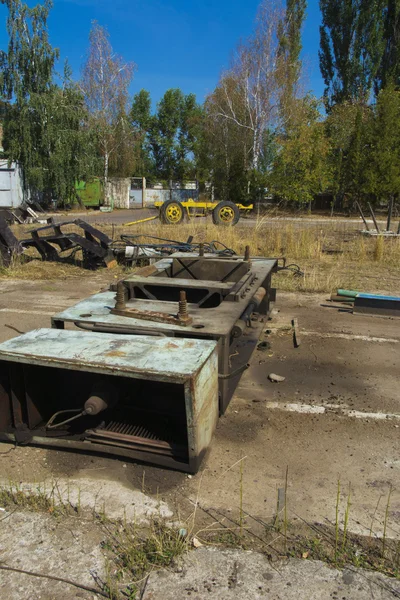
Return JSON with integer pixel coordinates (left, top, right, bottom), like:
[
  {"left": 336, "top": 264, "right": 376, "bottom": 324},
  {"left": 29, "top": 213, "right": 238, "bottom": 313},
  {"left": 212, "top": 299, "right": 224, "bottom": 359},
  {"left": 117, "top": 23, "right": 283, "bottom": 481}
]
[
  {"left": 270, "top": 97, "right": 331, "bottom": 204},
  {"left": 107, "top": 102, "right": 136, "bottom": 178},
  {"left": 130, "top": 89, "right": 153, "bottom": 176},
  {"left": 0, "top": 0, "right": 58, "bottom": 100},
  {"left": 319, "top": 0, "right": 386, "bottom": 109},
  {"left": 375, "top": 0, "right": 400, "bottom": 92},
  {"left": 131, "top": 88, "right": 203, "bottom": 181},
  {"left": 364, "top": 85, "right": 400, "bottom": 201},
  {"left": 0, "top": 1, "right": 96, "bottom": 203},
  {"left": 278, "top": 0, "right": 307, "bottom": 122},
  {"left": 325, "top": 102, "right": 372, "bottom": 207}
]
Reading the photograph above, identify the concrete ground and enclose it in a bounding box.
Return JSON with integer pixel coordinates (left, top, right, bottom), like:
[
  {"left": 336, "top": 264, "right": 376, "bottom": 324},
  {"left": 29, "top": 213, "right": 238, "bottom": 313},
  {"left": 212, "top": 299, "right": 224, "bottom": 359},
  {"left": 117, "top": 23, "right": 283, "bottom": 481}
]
[
  {"left": 0, "top": 273, "right": 399, "bottom": 597},
  {"left": 143, "top": 548, "right": 400, "bottom": 599}
]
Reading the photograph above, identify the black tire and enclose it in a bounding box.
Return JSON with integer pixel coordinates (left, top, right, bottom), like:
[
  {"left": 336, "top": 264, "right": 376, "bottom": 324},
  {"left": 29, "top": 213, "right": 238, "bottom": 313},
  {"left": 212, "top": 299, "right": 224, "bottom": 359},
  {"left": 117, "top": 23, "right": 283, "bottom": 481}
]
[
  {"left": 160, "top": 200, "right": 186, "bottom": 225},
  {"left": 212, "top": 201, "right": 240, "bottom": 226}
]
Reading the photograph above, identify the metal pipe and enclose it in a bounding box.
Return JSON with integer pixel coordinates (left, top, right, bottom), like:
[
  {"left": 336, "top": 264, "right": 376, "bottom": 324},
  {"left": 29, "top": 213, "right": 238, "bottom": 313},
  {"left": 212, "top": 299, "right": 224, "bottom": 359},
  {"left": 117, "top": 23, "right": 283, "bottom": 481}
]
[
  {"left": 368, "top": 203, "right": 381, "bottom": 233},
  {"left": 218, "top": 362, "right": 250, "bottom": 380},
  {"left": 74, "top": 321, "right": 166, "bottom": 336},
  {"left": 232, "top": 287, "right": 267, "bottom": 338},
  {"left": 387, "top": 197, "right": 394, "bottom": 232},
  {"left": 355, "top": 201, "right": 370, "bottom": 231}
]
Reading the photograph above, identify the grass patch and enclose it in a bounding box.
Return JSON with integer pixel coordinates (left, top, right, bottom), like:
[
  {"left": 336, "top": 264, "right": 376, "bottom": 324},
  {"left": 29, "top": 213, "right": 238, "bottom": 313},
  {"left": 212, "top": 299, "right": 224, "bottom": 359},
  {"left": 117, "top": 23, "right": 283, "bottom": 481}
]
[
  {"left": 1, "top": 474, "right": 398, "bottom": 599},
  {"left": 0, "top": 480, "right": 81, "bottom": 516},
  {"left": 101, "top": 519, "right": 188, "bottom": 599},
  {"left": 2, "top": 217, "right": 399, "bottom": 293}
]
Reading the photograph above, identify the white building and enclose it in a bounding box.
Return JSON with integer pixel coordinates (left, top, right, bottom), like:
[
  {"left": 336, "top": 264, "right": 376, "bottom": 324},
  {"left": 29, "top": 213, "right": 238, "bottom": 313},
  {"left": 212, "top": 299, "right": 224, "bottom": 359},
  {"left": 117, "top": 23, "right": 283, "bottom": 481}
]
[{"left": 0, "top": 160, "right": 24, "bottom": 209}]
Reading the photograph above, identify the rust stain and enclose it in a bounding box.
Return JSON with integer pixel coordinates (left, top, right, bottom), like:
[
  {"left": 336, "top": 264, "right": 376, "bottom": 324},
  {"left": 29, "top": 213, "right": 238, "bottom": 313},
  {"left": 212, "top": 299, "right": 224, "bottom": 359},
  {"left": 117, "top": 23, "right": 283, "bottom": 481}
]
[
  {"left": 166, "top": 342, "right": 179, "bottom": 349},
  {"left": 104, "top": 350, "right": 127, "bottom": 357}
]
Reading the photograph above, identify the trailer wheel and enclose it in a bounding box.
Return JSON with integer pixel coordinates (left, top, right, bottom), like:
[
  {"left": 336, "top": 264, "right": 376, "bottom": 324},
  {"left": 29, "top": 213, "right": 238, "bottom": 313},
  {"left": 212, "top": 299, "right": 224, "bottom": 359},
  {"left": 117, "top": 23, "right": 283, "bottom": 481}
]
[
  {"left": 212, "top": 201, "right": 240, "bottom": 226},
  {"left": 160, "top": 200, "right": 186, "bottom": 225}
]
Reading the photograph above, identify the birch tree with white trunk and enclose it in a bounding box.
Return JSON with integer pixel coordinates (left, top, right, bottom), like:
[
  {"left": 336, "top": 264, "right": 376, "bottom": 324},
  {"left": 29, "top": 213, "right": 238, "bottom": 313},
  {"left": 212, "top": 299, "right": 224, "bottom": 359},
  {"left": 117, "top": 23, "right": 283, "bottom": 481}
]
[
  {"left": 80, "top": 22, "right": 135, "bottom": 189},
  {"left": 209, "top": 0, "right": 286, "bottom": 172}
]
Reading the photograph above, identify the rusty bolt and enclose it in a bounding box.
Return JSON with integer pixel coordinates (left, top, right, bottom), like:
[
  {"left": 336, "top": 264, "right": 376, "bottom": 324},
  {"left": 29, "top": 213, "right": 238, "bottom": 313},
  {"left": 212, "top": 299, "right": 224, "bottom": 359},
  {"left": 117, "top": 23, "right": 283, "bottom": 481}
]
[
  {"left": 244, "top": 245, "right": 250, "bottom": 261},
  {"left": 178, "top": 290, "right": 188, "bottom": 318},
  {"left": 115, "top": 281, "right": 126, "bottom": 310},
  {"left": 178, "top": 290, "right": 192, "bottom": 324}
]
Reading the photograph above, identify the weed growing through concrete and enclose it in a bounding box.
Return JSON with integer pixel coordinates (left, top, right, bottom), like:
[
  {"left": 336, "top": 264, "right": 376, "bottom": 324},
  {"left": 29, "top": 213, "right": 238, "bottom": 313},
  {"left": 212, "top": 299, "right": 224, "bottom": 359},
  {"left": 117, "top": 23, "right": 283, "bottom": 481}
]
[
  {"left": 382, "top": 485, "right": 393, "bottom": 559},
  {"left": 335, "top": 478, "right": 341, "bottom": 563},
  {"left": 102, "top": 518, "right": 188, "bottom": 598},
  {"left": 0, "top": 479, "right": 79, "bottom": 516},
  {"left": 0, "top": 473, "right": 398, "bottom": 598},
  {"left": 342, "top": 483, "right": 352, "bottom": 551}
]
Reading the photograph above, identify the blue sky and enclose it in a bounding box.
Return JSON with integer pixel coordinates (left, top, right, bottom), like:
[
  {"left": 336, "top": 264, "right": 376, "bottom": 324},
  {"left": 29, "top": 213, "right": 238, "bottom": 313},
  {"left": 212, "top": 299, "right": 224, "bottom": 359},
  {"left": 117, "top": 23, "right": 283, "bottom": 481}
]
[{"left": 0, "top": 0, "right": 324, "bottom": 105}]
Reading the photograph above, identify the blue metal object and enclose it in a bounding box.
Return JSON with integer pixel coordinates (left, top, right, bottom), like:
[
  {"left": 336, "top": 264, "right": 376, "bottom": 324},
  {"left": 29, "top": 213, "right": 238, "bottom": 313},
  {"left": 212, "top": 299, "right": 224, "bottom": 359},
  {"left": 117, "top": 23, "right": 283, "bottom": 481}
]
[
  {"left": 357, "top": 293, "right": 400, "bottom": 302},
  {"left": 354, "top": 293, "right": 400, "bottom": 317}
]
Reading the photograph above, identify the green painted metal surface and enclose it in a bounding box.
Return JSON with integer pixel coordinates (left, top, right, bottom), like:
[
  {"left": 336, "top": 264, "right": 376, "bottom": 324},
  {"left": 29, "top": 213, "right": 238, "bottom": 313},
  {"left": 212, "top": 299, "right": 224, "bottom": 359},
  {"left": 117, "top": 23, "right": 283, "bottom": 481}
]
[{"left": 75, "top": 179, "right": 103, "bottom": 207}]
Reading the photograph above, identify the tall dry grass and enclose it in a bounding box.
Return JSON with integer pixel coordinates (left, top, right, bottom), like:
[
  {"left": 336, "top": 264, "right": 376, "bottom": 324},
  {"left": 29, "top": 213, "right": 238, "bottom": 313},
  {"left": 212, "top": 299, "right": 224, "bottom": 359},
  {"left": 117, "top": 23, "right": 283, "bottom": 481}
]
[{"left": 5, "top": 218, "right": 400, "bottom": 294}]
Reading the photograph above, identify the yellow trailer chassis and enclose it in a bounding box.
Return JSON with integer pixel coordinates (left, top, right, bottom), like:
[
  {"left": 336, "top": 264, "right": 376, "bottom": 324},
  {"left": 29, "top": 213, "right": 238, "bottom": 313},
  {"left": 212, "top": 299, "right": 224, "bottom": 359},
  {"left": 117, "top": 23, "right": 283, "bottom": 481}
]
[{"left": 125, "top": 198, "right": 253, "bottom": 226}]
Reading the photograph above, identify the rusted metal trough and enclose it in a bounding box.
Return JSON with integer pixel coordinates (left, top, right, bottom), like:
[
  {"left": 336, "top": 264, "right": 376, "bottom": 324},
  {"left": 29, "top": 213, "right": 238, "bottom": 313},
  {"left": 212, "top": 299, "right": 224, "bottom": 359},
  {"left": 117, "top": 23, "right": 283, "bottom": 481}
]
[{"left": 0, "top": 250, "right": 278, "bottom": 472}]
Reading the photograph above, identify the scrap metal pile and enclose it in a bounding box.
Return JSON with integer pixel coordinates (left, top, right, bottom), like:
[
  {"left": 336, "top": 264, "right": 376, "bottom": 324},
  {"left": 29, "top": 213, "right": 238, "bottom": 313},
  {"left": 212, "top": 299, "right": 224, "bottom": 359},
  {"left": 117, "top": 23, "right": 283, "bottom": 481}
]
[
  {"left": 0, "top": 216, "right": 239, "bottom": 268},
  {"left": 0, "top": 247, "right": 279, "bottom": 473}
]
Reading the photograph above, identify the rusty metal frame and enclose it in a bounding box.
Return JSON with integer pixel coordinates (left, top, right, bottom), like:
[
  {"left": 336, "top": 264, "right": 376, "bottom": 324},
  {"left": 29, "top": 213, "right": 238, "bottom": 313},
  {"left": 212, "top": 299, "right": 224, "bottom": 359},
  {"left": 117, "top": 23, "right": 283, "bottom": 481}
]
[{"left": 52, "top": 253, "right": 278, "bottom": 414}]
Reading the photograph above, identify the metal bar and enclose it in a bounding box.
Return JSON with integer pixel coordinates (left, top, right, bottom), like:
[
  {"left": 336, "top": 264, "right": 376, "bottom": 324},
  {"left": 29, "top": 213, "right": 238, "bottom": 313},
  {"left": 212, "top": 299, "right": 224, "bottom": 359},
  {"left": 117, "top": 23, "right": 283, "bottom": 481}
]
[
  {"left": 175, "top": 257, "right": 199, "bottom": 280},
  {"left": 387, "top": 197, "right": 394, "bottom": 232},
  {"left": 125, "top": 216, "right": 159, "bottom": 226},
  {"left": 368, "top": 203, "right": 381, "bottom": 233},
  {"left": 355, "top": 201, "right": 370, "bottom": 231}
]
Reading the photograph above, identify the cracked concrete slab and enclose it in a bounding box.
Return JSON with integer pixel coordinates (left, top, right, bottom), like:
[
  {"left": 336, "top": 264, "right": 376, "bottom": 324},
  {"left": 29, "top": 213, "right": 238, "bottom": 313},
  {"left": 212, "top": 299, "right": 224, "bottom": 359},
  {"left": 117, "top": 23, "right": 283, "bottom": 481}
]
[
  {"left": 143, "top": 547, "right": 400, "bottom": 600},
  {"left": 0, "top": 510, "right": 105, "bottom": 600}
]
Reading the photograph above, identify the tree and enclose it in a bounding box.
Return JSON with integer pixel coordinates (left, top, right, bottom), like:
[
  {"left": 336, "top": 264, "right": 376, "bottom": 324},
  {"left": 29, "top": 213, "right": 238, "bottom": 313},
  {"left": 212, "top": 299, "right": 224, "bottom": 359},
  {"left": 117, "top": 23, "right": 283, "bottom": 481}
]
[
  {"left": 209, "top": 0, "right": 286, "bottom": 173},
  {"left": 0, "top": 0, "right": 95, "bottom": 203},
  {"left": 176, "top": 93, "right": 204, "bottom": 180},
  {"left": 278, "top": 0, "right": 307, "bottom": 124},
  {"left": 365, "top": 85, "right": 400, "bottom": 204},
  {"left": 325, "top": 102, "right": 371, "bottom": 209},
  {"left": 204, "top": 75, "right": 252, "bottom": 202},
  {"left": 319, "top": 0, "right": 386, "bottom": 109},
  {"left": 133, "top": 89, "right": 202, "bottom": 181},
  {"left": 152, "top": 88, "right": 183, "bottom": 179},
  {"left": 80, "top": 22, "right": 135, "bottom": 186},
  {"left": 108, "top": 99, "right": 136, "bottom": 177},
  {"left": 130, "top": 89, "right": 153, "bottom": 176},
  {"left": 375, "top": 1, "right": 400, "bottom": 92},
  {"left": 270, "top": 96, "right": 331, "bottom": 205}
]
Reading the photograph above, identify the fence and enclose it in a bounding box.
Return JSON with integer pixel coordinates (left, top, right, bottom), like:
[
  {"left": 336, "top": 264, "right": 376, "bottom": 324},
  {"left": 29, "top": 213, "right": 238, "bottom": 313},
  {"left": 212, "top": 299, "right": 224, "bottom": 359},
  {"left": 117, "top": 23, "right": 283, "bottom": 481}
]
[{"left": 105, "top": 177, "right": 199, "bottom": 209}]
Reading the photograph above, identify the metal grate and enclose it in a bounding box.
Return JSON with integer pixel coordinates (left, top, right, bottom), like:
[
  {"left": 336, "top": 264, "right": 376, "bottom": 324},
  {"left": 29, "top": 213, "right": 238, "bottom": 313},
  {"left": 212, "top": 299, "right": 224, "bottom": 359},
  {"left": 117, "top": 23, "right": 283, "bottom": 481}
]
[{"left": 105, "top": 420, "right": 162, "bottom": 441}]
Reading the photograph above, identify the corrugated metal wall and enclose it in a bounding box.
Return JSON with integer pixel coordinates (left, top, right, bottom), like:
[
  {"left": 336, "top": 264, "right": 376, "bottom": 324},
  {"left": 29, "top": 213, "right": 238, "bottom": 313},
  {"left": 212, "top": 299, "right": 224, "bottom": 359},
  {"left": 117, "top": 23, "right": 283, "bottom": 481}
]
[{"left": 0, "top": 161, "right": 24, "bottom": 208}]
